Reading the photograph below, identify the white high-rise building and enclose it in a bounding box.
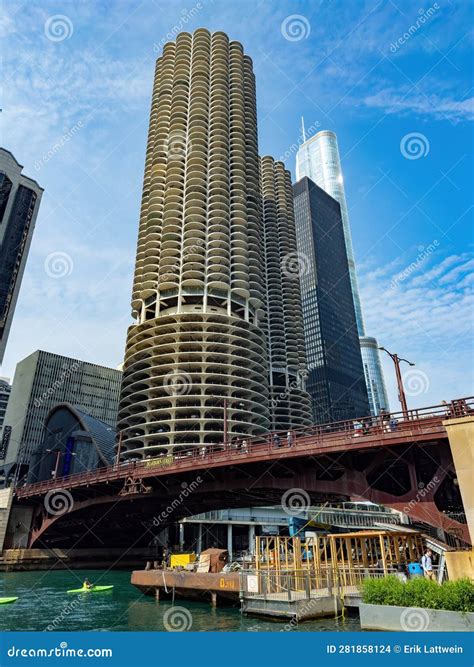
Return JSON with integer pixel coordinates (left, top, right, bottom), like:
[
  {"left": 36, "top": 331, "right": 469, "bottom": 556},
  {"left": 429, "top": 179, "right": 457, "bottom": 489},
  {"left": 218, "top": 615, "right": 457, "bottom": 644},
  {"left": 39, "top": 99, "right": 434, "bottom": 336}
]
[
  {"left": 118, "top": 30, "right": 311, "bottom": 458},
  {"left": 296, "top": 128, "right": 389, "bottom": 415}
]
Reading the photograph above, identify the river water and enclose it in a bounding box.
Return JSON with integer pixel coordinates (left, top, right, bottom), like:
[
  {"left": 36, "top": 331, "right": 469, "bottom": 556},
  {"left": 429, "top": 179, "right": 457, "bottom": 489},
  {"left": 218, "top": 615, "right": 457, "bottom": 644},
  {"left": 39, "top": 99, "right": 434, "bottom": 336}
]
[{"left": 0, "top": 570, "right": 360, "bottom": 632}]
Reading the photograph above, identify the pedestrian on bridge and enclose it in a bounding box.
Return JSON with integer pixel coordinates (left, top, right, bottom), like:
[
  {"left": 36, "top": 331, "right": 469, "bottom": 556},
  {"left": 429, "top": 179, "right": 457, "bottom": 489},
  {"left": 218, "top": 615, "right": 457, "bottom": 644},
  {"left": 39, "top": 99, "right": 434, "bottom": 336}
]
[
  {"left": 389, "top": 417, "right": 398, "bottom": 432},
  {"left": 352, "top": 420, "right": 363, "bottom": 437},
  {"left": 287, "top": 431, "right": 293, "bottom": 448},
  {"left": 273, "top": 433, "right": 281, "bottom": 448}
]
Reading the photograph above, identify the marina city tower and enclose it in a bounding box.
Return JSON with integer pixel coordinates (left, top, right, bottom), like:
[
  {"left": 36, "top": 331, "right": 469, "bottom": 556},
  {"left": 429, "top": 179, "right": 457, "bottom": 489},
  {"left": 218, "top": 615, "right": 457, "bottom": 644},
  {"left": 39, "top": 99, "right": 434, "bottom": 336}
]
[{"left": 118, "top": 30, "right": 311, "bottom": 458}]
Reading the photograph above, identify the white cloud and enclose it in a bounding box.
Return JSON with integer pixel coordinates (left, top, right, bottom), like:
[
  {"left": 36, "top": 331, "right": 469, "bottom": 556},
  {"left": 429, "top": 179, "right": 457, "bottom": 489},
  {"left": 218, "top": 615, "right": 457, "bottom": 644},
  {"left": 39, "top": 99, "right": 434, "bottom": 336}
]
[
  {"left": 361, "top": 90, "right": 474, "bottom": 122},
  {"left": 360, "top": 251, "right": 474, "bottom": 408}
]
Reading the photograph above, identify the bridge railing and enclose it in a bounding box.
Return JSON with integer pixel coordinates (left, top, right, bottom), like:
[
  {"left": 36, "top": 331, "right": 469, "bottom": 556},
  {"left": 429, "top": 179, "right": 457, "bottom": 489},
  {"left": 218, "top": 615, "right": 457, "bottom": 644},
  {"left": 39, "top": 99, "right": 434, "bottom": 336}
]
[{"left": 14, "top": 397, "right": 473, "bottom": 498}]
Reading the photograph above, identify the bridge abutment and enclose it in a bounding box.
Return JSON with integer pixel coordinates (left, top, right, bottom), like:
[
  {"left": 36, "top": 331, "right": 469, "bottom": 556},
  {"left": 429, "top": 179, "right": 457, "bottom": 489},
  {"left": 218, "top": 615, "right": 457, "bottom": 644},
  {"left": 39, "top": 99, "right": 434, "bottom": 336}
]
[{"left": 443, "top": 415, "right": 474, "bottom": 544}]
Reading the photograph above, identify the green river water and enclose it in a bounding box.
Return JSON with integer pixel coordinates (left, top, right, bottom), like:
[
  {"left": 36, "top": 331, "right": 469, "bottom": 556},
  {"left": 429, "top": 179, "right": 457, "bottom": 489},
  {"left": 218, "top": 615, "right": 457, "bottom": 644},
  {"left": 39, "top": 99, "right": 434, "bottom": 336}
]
[{"left": 0, "top": 570, "right": 361, "bottom": 632}]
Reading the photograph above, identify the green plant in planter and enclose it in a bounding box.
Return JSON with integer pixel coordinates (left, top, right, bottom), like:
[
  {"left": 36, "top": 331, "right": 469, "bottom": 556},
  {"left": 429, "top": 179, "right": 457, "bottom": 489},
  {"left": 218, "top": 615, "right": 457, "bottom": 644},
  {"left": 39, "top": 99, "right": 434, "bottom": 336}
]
[
  {"left": 404, "top": 577, "right": 442, "bottom": 609},
  {"left": 361, "top": 576, "right": 404, "bottom": 606},
  {"left": 439, "top": 579, "right": 474, "bottom": 613},
  {"left": 361, "top": 576, "right": 474, "bottom": 613}
]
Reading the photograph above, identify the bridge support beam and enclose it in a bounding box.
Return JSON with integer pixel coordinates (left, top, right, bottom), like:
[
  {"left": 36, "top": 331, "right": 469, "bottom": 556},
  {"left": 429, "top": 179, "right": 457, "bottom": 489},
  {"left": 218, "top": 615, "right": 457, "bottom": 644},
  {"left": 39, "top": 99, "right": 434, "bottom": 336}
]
[
  {"left": 227, "top": 524, "right": 233, "bottom": 561},
  {"left": 248, "top": 524, "right": 255, "bottom": 554},
  {"left": 443, "top": 416, "right": 474, "bottom": 543}
]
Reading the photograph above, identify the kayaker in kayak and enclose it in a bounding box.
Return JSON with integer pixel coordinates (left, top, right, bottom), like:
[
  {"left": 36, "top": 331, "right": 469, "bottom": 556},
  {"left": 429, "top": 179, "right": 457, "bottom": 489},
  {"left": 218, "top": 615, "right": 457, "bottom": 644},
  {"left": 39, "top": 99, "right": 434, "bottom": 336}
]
[{"left": 83, "top": 578, "right": 93, "bottom": 590}]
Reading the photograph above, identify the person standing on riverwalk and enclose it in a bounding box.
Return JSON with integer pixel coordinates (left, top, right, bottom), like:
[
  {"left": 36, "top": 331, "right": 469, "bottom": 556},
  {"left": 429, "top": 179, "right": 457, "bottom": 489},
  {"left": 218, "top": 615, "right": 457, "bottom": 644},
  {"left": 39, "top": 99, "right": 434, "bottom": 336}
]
[{"left": 421, "top": 549, "right": 435, "bottom": 580}]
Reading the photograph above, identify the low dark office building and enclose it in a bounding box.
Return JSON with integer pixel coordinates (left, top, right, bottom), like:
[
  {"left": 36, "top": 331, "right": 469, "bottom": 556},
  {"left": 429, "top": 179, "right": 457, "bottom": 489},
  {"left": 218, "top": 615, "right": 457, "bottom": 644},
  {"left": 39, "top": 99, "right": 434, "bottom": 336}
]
[{"left": 28, "top": 403, "right": 116, "bottom": 484}]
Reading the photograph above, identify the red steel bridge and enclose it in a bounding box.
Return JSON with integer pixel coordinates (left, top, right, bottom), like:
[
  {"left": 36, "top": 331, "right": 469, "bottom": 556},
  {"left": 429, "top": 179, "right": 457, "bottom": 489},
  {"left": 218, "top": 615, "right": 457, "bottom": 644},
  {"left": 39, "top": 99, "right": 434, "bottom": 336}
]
[{"left": 14, "top": 398, "right": 473, "bottom": 549}]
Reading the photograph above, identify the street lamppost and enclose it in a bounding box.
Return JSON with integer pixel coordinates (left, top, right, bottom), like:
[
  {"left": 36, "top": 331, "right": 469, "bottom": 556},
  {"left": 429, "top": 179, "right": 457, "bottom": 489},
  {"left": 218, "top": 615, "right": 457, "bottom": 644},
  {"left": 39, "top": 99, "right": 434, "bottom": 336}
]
[{"left": 378, "top": 347, "right": 415, "bottom": 418}]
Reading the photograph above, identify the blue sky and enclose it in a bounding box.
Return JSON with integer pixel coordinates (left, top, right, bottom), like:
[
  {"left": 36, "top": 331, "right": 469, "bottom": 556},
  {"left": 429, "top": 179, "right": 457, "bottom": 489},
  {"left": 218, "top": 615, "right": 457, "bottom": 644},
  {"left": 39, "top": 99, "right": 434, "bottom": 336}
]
[{"left": 1, "top": 0, "right": 473, "bottom": 410}]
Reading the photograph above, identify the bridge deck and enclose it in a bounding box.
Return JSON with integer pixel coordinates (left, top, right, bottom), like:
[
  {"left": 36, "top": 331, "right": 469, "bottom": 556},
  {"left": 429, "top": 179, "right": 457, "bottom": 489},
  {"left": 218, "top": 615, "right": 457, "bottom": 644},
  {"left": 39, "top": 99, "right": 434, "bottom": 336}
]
[{"left": 15, "top": 398, "right": 470, "bottom": 500}]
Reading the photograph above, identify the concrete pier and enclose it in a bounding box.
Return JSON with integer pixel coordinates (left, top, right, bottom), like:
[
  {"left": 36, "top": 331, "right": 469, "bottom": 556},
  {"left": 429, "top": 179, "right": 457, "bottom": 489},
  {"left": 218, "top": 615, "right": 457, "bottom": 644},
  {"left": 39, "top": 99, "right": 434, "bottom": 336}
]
[{"left": 0, "top": 547, "right": 157, "bottom": 571}]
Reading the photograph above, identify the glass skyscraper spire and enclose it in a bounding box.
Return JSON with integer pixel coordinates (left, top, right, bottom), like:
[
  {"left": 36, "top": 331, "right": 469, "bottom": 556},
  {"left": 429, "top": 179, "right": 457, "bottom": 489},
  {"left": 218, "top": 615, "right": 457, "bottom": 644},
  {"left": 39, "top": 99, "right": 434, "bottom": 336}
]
[
  {"left": 296, "top": 131, "right": 364, "bottom": 335},
  {"left": 295, "top": 129, "right": 389, "bottom": 416}
]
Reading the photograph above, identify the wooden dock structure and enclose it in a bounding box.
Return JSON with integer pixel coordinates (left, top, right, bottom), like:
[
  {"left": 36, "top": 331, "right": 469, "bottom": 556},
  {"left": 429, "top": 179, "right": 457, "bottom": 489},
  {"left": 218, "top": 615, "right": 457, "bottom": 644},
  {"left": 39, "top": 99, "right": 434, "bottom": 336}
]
[{"left": 240, "top": 532, "right": 425, "bottom": 620}]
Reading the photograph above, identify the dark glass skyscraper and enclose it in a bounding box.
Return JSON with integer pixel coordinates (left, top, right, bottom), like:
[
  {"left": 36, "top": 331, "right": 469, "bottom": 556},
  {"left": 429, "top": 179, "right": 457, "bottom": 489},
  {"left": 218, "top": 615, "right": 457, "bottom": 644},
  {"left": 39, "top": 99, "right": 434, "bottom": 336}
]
[
  {"left": 0, "top": 149, "right": 43, "bottom": 365},
  {"left": 293, "top": 177, "right": 369, "bottom": 423}
]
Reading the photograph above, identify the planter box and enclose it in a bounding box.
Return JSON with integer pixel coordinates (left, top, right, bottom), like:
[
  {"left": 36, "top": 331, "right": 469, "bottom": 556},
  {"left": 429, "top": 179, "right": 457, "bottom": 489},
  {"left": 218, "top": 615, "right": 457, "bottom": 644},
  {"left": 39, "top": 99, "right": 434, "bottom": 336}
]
[{"left": 359, "top": 602, "right": 474, "bottom": 632}]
